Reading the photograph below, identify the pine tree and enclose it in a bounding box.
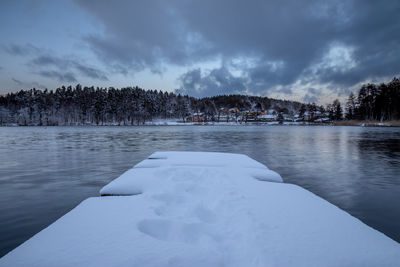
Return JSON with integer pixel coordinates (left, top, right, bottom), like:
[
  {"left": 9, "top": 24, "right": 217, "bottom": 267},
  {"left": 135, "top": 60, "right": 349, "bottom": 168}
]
[
  {"left": 332, "top": 99, "right": 342, "bottom": 120},
  {"left": 345, "top": 92, "right": 356, "bottom": 120}
]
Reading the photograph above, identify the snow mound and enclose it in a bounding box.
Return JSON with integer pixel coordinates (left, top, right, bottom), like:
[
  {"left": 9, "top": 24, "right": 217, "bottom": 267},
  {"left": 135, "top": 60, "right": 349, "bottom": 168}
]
[
  {"left": 1, "top": 152, "right": 399, "bottom": 267},
  {"left": 136, "top": 151, "right": 269, "bottom": 169},
  {"left": 100, "top": 152, "right": 282, "bottom": 196}
]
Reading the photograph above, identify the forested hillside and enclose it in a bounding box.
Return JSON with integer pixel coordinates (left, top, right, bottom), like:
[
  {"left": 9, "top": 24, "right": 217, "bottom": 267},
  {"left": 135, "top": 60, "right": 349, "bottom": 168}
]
[
  {"left": 0, "top": 85, "right": 302, "bottom": 126},
  {"left": 1, "top": 77, "right": 398, "bottom": 126}
]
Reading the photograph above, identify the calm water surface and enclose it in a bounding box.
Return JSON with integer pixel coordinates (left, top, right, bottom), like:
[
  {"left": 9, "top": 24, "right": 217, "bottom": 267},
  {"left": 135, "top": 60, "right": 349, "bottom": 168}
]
[{"left": 0, "top": 126, "right": 399, "bottom": 257}]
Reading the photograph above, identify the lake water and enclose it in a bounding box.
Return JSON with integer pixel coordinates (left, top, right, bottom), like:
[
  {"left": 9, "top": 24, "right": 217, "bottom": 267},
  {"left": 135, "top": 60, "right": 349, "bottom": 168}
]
[{"left": 0, "top": 126, "right": 399, "bottom": 257}]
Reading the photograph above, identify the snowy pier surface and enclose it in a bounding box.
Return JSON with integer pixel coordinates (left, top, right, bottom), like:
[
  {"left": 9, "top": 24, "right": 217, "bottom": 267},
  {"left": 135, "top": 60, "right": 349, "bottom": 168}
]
[{"left": 1, "top": 152, "right": 399, "bottom": 267}]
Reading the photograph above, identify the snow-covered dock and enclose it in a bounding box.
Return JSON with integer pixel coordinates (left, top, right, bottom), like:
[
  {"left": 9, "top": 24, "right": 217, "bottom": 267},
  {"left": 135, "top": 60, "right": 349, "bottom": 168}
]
[{"left": 1, "top": 151, "right": 399, "bottom": 266}]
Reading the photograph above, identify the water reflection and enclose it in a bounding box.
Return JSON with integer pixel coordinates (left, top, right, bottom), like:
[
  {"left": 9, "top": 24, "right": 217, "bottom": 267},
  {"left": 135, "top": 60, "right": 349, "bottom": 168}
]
[{"left": 0, "top": 126, "right": 399, "bottom": 257}]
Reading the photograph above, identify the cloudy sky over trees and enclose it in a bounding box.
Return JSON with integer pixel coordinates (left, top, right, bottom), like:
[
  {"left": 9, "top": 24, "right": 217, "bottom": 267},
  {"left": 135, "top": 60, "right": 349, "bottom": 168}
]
[{"left": 0, "top": 0, "right": 399, "bottom": 104}]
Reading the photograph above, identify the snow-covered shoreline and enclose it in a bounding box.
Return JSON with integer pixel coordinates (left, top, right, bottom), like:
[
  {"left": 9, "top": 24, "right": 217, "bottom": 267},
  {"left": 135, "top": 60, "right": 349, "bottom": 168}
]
[
  {"left": 2, "top": 119, "right": 399, "bottom": 127},
  {"left": 145, "top": 119, "right": 399, "bottom": 127},
  {"left": 1, "top": 151, "right": 399, "bottom": 266}
]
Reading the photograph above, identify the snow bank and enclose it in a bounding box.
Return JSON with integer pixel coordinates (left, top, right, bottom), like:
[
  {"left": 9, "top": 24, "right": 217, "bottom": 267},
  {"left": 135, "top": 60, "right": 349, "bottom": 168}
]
[
  {"left": 137, "top": 151, "right": 270, "bottom": 169},
  {"left": 1, "top": 152, "right": 399, "bottom": 267},
  {"left": 100, "top": 152, "right": 282, "bottom": 196}
]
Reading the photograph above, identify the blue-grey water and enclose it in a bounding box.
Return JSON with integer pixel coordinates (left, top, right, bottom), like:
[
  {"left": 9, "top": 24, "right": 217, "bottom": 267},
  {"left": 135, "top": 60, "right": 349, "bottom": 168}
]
[{"left": 0, "top": 126, "right": 399, "bottom": 257}]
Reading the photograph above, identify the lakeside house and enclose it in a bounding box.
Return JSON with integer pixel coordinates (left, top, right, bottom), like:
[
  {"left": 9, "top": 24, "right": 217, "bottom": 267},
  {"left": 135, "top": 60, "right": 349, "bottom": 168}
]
[
  {"left": 187, "top": 112, "right": 206, "bottom": 122},
  {"left": 257, "top": 114, "right": 276, "bottom": 122},
  {"left": 217, "top": 108, "right": 239, "bottom": 122},
  {"left": 186, "top": 107, "right": 331, "bottom": 123}
]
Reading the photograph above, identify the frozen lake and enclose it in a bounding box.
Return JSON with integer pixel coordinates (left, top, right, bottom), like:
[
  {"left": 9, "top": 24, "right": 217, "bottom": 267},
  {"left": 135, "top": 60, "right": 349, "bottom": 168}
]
[{"left": 0, "top": 126, "right": 399, "bottom": 257}]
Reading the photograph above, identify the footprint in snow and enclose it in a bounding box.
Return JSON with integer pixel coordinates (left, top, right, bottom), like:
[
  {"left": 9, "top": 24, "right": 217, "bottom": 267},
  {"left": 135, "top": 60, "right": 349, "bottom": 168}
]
[{"left": 137, "top": 219, "right": 205, "bottom": 243}]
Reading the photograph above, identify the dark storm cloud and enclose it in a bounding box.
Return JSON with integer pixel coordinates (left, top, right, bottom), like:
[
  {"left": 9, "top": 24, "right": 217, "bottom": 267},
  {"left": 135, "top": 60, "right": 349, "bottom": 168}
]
[
  {"left": 302, "top": 87, "right": 328, "bottom": 103},
  {"left": 3, "top": 43, "right": 40, "bottom": 56},
  {"left": 308, "top": 88, "right": 318, "bottom": 95},
  {"left": 303, "top": 94, "right": 319, "bottom": 103},
  {"left": 11, "top": 77, "right": 46, "bottom": 89},
  {"left": 4, "top": 44, "right": 109, "bottom": 82},
  {"left": 30, "top": 55, "right": 109, "bottom": 81},
  {"left": 74, "top": 0, "right": 400, "bottom": 96},
  {"left": 74, "top": 64, "right": 109, "bottom": 81},
  {"left": 12, "top": 78, "right": 23, "bottom": 86},
  {"left": 37, "top": 70, "right": 77, "bottom": 83},
  {"left": 176, "top": 67, "right": 247, "bottom": 97},
  {"left": 30, "top": 54, "right": 109, "bottom": 81}
]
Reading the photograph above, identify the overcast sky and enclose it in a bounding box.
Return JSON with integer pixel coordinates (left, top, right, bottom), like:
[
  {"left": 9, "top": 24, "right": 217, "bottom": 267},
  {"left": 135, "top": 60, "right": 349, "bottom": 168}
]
[{"left": 0, "top": 0, "right": 399, "bottom": 104}]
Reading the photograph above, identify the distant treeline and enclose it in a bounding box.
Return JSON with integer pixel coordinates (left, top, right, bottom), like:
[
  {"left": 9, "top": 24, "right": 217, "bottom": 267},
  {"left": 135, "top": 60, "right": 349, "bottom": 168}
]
[
  {"left": 345, "top": 78, "right": 400, "bottom": 121},
  {"left": 1, "top": 78, "right": 398, "bottom": 126},
  {"left": 0, "top": 85, "right": 301, "bottom": 126}
]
